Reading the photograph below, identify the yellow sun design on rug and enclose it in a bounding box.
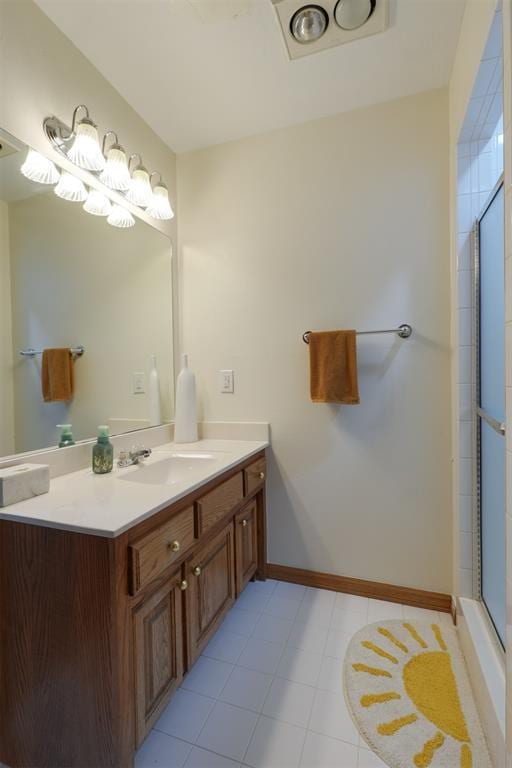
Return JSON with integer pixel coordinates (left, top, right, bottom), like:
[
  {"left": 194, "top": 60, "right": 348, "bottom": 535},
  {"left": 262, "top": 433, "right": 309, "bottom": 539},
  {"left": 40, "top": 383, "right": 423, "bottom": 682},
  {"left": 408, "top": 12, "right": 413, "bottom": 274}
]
[{"left": 343, "top": 620, "right": 492, "bottom": 768}]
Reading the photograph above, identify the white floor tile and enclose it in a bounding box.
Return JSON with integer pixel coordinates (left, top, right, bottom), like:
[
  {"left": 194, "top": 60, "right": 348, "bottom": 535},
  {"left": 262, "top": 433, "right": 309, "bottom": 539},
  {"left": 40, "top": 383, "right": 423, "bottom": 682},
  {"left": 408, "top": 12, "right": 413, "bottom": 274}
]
[
  {"left": 244, "top": 716, "right": 306, "bottom": 768},
  {"left": 329, "top": 608, "right": 369, "bottom": 634},
  {"left": 264, "top": 595, "right": 302, "bottom": 621},
  {"left": 237, "top": 582, "right": 274, "bottom": 612},
  {"left": 287, "top": 621, "right": 328, "bottom": 655},
  {"left": 154, "top": 688, "right": 215, "bottom": 743},
  {"left": 238, "top": 637, "right": 285, "bottom": 675},
  {"left": 274, "top": 582, "right": 307, "bottom": 602},
  {"left": 262, "top": 677, "right": 316, "bottom": 728},
  {"left": 334, "top": 594, "right": 369, "bottom": 615},
  {"left": 221, "top": 607, "right": 261, "bottom": 637},
  {"left": 196, "top": 701, "right": 258, "bottom": 762},
  {"left": 367, "top": 599, "right": 404, "bottom": 622},
  {"left": 184, "top": 746, "right": 241, "bottom": 768},
  {"left": 219, "top": 666, "right": 273, "bottom": 712},
  {"left": 135, "top": 730, "right": 192, "bottom": 768},
  {"left": 252, "top": 612, "right": 294, "bottom": 644},
  {"left": 357, "top": 747, "right": 388, "bottom": 767},
  {"left": 402, "top": 605, "right": 440, "bottom": 622},
  {"left": 295, "top": 599, "right": 335, "bottom": 629},
  {"left": 300, "top": 731, "right": 358, "bottom": 768},
  {"left": 182, "top": 657, "right": 234, "bottom": 699},
  {"left": 276, "top": 645, "right": 323, "bottom": 687},
  {"left": 309, "top": 689, "right": 360, "bottom": 746},
  {"left": 316, "top": 656, "right": 344, "bottom": 694},
  {"left": 437, "top": 611, "right": 455, "bottom": 626},
  {"left": 324, "top": 628, "right": 354, "bottom": 660},
  {"left": 203, "top": 628, "right": 248, "bottom": 664}
]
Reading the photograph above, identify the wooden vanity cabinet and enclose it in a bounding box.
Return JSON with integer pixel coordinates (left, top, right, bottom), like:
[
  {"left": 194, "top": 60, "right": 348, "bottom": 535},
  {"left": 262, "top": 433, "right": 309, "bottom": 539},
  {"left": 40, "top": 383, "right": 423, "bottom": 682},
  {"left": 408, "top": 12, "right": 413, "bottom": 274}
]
[
  {"left": 133, "top": 569, "right": 184, "bottom": 746},
  {"left": 185, "top": 523, "right": 236, "bottom": 665},
  {"left": 0, "top": 449, "right": 266, "bottom": 768}
]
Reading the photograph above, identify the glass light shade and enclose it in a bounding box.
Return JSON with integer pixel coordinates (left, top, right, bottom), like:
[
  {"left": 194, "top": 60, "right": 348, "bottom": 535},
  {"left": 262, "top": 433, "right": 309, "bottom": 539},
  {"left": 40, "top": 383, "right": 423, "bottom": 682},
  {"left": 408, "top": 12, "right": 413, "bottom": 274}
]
[
  {"left": 100, "top": 147, "right": 131, "bottom": 191},
  {"left": 107, "top": 204, "right": 135, "bottom": 228},
  {"left": 146, "top": 184, "right": 175, "bottom": 220},
  {"left": 54, "top": 172, "right": 88, "bottom": 202},
  {"left": 83, "top": 189, "right": 112, "bottom": 216},
  {"left": 126, "top": 167, "right": 152, "bottom": 207},
  {"left": 67, "top": 120, "right": 106, "bottom": 172},
  {"left": 20, "top": 149, "right": 60, "bottom": 184}
]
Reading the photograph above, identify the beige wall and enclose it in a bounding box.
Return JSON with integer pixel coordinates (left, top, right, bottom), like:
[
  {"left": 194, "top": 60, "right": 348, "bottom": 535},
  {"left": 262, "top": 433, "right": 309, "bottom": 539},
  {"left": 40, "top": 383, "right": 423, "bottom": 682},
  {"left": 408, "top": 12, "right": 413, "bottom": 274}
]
[
  {"left": 0, "top": 201, "right": 14, "bottom": 456},
  {"left": 178, "top": 89, "right": 452, "bottom": 593},
  {"left": 8, "top": 191, "right": 173, "bottom": 454}
]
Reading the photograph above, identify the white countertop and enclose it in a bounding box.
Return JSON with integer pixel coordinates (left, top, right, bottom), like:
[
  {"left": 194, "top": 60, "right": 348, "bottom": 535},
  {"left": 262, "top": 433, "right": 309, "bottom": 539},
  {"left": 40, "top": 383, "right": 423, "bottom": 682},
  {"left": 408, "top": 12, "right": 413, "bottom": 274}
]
[{"left": 0, "top": 439, "right": 268, "bottom": 538}]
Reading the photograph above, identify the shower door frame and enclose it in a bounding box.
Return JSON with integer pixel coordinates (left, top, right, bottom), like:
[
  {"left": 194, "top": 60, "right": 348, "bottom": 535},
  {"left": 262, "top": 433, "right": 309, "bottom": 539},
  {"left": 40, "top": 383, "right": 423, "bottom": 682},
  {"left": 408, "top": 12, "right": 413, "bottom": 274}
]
[{"left": 473, "top": 172, "right": 506, "bottom": 649}]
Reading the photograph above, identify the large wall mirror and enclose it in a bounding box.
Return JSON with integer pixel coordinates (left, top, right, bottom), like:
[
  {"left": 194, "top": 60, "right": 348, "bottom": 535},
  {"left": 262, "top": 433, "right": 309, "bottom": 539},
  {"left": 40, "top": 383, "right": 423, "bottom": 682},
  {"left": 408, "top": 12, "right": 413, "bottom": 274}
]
[{"left": 0, "top": 128, "right": 174, "bottom": 458}]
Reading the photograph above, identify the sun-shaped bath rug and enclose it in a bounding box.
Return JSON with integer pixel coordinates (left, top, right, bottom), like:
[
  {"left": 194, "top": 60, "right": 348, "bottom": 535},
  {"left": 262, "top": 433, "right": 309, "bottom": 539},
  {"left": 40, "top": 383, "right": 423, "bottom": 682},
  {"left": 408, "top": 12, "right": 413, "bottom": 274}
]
[{"left": 343, "top": 620, "right": 491, "bottom": 768}]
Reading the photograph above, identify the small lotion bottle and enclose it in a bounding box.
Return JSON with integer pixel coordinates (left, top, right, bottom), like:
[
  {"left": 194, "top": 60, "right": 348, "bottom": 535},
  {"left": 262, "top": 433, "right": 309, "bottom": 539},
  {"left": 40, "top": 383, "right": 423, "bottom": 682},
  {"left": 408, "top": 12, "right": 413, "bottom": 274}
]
[
  {"left": 92, "top": 425, "right": 114, "bottom": 474},
  {"left": 174, "top": 353, "right": 198, "bottom": 443}
]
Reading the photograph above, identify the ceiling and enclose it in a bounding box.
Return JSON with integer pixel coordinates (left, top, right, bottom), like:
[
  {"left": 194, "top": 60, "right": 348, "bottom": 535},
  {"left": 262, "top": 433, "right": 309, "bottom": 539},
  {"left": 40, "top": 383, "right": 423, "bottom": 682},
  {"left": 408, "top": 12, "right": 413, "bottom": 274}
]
[{"left": 35, "top": 0, "right": 466, "bottom": 153}]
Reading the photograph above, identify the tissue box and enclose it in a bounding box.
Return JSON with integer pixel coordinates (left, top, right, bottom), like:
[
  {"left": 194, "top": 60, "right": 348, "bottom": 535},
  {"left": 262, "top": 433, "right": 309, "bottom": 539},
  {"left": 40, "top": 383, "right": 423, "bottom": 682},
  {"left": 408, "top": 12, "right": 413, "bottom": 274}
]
[{"left": 0, "top": 463, "right": 50, "bottom": 507}]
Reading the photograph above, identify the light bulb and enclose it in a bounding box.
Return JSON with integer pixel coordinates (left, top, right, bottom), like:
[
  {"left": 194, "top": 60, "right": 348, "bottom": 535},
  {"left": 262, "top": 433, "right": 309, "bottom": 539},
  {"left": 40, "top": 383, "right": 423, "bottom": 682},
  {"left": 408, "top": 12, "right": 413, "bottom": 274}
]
[
  {"left": 126, "top": 167, "right": 152, "bottom": 207},
  {"left": 68, "top": 119, "right": 106, "bottom": 172},
  {"left": 83, "top": 189, "right": 112, "bottom": 216},
  {"left": 107, "top": 205, "right": 135, "bottom": 228},
  {"left": 54, "top": 172, "right": 88, "bottom": 202},
  {"left": 146, "top": 183, "right": 174, "bottom": 220},
  {"left": 100, "top": 146, "right": 131, "bottom": 191},
  {"left": 20, "top": 149, "right": 60, "bottom": 184}
]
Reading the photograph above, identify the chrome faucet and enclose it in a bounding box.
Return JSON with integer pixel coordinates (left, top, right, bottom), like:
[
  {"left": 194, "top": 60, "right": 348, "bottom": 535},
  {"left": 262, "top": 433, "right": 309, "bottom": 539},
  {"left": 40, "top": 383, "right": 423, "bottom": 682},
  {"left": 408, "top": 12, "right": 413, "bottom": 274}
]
[{"left": 117, "top": 446, "right": 152, "bottom": 467}]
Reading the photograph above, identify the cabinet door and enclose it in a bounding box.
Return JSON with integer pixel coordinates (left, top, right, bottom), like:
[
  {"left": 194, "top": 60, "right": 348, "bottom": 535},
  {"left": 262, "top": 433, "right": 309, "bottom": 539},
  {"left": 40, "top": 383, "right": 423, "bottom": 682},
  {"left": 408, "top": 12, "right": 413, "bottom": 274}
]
[
  {"left": 235, "top": 500, "right": 258, "bottom": 594},
  {"left": 186, "top": 524, "right": 235, "bottom": 665},
  {"left": 133, "top": 570, "right": 184, "bottom": 746}
]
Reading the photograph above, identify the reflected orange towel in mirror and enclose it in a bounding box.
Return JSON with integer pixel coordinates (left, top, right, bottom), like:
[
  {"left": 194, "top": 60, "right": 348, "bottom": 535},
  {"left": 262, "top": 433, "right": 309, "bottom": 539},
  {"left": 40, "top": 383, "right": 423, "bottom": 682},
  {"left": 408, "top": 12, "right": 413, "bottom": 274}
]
[
  {"left": 309, "top": 330, "right": 360, "bottom": 404},
  {"left": 41, "top": 348, "right": 74, "bottom": 402}
]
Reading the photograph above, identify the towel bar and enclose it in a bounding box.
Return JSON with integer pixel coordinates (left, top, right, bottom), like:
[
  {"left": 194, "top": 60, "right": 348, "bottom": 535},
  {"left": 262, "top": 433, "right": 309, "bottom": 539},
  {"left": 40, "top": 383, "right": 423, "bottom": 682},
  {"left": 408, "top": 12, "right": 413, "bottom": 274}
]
[
  {"left": 302, "top": 324, "right": 412, "bottom": 343},
  {"left": 19, "top": 346, "right": 85, "bottom": 358}
]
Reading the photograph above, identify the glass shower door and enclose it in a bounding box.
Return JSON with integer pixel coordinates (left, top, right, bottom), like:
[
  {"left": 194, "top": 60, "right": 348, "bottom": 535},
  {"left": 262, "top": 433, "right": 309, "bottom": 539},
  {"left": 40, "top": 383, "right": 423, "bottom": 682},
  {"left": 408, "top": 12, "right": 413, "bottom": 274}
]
[{"left": 477, "top": 181, "right": 505, "bottom": 646}]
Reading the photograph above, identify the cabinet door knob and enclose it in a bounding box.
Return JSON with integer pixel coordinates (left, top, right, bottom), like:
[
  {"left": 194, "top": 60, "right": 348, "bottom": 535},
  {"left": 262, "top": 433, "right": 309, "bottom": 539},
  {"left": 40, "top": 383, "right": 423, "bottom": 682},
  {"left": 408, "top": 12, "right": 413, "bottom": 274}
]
[
  {"left": 242, "top": 519, "right": 248, "bottom": 527},
  {"left": 193, "top": 566, "right": 202, "bottom": 576},
  {"left": 180, "top": 579, "right": 188, "bottom": 591},
  {"left": 258, "top": 471, "right": 265, "bottom": 480},
  {"left": 168, "top": 540, "right": 180, "bottom": 553}
]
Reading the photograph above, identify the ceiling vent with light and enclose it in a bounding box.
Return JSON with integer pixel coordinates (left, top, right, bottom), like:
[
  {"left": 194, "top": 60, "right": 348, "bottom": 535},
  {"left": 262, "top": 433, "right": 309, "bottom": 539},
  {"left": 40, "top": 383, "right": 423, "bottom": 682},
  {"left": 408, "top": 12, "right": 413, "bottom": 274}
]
[{"left": 272, "top": 0, "right": 388, "bottom": 59}]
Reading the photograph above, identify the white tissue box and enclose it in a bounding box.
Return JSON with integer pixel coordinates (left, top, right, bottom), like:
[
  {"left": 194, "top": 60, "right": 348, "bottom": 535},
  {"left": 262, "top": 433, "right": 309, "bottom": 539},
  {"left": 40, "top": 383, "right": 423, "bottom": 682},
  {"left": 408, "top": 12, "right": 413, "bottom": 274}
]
[{"left": 0, "top": 463, "right": 50, "bottom": 507}]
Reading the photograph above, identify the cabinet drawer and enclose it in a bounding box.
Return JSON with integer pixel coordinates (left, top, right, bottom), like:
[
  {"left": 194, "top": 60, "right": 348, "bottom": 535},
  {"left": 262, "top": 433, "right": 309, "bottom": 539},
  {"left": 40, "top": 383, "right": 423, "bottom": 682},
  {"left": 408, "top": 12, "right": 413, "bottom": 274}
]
[
  {"left": 244, "top": 457, "right": 266, "bottom": 495},
  {"left": 129, "top": 506, "right": 195, "bottom": 594},
  {"left": 197, "top": 473, "right": 244, "bottom": 534}
]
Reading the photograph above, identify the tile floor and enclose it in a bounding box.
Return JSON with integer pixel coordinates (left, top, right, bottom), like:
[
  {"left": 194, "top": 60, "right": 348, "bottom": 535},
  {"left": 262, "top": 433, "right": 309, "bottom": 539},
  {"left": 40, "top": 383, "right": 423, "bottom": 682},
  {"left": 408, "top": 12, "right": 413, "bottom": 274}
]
[{"left": 135, "top": 580, "right": 453, "bottom": 768}]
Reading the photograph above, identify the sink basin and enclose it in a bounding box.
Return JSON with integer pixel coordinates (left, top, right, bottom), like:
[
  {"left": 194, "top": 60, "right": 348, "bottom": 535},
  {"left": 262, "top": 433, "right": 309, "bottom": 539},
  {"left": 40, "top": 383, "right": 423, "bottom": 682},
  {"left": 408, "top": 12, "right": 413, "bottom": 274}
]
[{"left": 118, "top": 451, "right": 228, "bottom": 486}]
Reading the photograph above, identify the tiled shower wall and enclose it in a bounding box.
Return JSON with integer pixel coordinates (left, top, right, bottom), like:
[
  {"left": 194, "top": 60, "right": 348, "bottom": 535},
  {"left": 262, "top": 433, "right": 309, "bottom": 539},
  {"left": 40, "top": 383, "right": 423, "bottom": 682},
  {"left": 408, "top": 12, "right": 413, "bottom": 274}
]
[{"left": 456, "top": 5, "right": 504, "bottom": 599}]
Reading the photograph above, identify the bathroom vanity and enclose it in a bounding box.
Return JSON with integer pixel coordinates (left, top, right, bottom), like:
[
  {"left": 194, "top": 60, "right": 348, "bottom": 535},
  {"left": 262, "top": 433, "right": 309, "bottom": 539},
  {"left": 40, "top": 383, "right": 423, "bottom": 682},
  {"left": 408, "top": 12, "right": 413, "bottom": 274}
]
[{"left": 0, "top": 440, "right": 267, "bottom": 768}]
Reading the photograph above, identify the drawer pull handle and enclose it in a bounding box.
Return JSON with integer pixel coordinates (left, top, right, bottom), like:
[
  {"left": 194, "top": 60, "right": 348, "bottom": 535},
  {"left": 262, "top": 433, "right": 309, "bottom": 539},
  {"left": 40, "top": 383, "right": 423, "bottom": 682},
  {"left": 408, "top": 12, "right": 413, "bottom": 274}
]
[
  {"left": 242, "top": 519, "right": 248, "bottom": 527},
  {"left": 193, "top": 566, "right": 202, "bottom": 577},
  {"left": 168, "top": 540, "right": 180, "bottom": 553},
  {"left": 258, "top": 472, "right": 265, "bottom": 480},
  {"left": 180, "top": 579, "right": 188, "bottom": 591}
]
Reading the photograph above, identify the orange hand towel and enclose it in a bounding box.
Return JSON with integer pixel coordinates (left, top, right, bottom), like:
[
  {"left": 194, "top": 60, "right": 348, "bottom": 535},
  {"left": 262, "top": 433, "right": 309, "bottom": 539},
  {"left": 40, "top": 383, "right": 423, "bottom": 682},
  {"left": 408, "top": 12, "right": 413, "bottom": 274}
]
[
  {"left": 309, "top": 330, "right": 360, "bottom": 404},
  {"left": 41, "top": 348, "right": 74, "bottom": 402}
]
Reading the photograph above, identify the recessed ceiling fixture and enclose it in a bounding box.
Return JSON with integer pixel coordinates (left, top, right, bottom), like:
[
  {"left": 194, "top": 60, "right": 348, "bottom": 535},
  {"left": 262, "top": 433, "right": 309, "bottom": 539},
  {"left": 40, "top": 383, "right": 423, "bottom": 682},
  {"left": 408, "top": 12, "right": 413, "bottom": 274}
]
[
  {"left": 272, "top": 0, "right": 387, "bottom": 60},
  {"left": 42, "top": 107, "right": 175, "bottom": 222},
  {"left": 290, "top": 5, "right": 328, "bottom": 43},
  {"left": 20, "top": 149, "right": 61, "bottom": 185}
]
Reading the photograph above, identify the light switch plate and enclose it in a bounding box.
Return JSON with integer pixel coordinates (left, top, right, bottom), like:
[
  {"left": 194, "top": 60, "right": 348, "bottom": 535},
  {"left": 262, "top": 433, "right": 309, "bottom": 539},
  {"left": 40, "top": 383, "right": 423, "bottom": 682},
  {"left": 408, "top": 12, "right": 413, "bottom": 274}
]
[
  {"left": 219, "top": 369, "right": 234, "bottom": 394},
  {"left": 132, "top": 372, "right": 146, "bottom": 394}
]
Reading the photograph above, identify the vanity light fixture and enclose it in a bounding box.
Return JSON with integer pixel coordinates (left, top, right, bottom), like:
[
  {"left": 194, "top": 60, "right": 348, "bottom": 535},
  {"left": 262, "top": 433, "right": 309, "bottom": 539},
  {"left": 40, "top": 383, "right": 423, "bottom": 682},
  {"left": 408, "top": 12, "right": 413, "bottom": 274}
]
[
  {"left": 54, "top": 171, "right": 88, "bottom": 202},
  {"left": 100, "top": 132, "right": 131, "bottom": 191},
  {"left": 146, "top": 172, "right": 175, "bottom": 221},
  {"left": 126, "top": 154, "right": 153, "bottom": 207},
  {"left": 107, "top": 204, "right": 135, "bottom": 228},
  {"left": 83, "top": 189, "right": 112, "bottom": 216},
  {"left": 20, "top": 149, "right": 61, "bottom": 185},
  {"left": 67, "top": 105, "right": 106, "bottom": 172}
]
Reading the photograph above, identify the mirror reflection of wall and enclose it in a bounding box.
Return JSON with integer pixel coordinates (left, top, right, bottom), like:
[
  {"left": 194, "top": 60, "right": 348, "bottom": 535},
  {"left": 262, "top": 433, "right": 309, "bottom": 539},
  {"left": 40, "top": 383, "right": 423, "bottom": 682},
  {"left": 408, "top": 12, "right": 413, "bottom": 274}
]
[{"left": 0, "top": 129, "right": 174, "bottom": 457}]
